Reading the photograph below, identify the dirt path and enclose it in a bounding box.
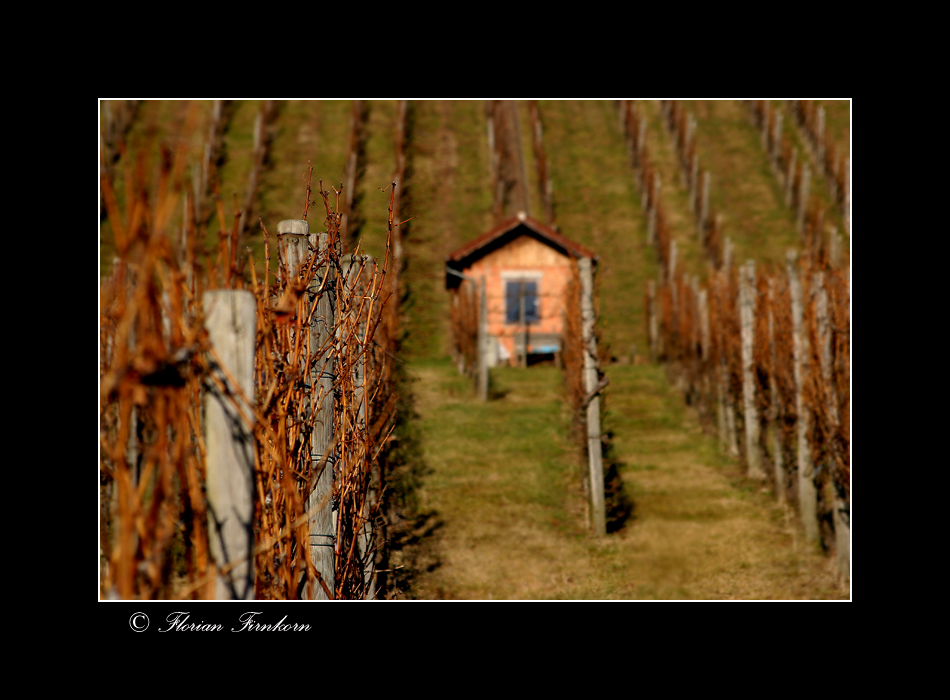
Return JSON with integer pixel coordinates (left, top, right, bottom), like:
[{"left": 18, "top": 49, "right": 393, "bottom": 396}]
[{"left": 402, "top": 359, "right": 847, "bottom": 600}]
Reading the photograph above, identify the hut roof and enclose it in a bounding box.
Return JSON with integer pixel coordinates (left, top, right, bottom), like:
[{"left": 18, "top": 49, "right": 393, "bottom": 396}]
[{"left": 445, "top": 213, "right": 597, "bottom": 287}]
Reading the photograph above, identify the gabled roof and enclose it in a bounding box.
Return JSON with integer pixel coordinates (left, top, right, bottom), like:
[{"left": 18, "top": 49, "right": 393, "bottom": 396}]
[{"left": 446, "top": 212, "right": 598, "bottom": 271}]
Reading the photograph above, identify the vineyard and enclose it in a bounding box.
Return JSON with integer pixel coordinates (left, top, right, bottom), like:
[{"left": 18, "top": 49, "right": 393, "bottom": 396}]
[{"left": 99, "top": 99, "right": 850, "bottom": 600}]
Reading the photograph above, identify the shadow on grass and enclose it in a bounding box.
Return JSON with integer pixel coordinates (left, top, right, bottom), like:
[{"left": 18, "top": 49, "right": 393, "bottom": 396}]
[
  {"left": 382, "top": 510, "right": 446, "bottom": 598},
  {"left": 602, "top": 432, "right": 635, "bottom": 534},
  {"left": 488, "top": 386, "right": 510, "bottom": 400}
]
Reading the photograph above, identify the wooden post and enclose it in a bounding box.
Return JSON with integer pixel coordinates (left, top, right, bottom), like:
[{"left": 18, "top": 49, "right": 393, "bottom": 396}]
[
  {"left": 340, "top": 253, "right": 375, "bottom": 598},
  {"left": 739, "top": 260, "right": 764, "bottom": 479},
  {"left": 465, "top": 281, "right": 476, "bottom": 375},
  {"left": 478, "top": 276, "right": 489, "bottom": 400},
  {"left": 797, "top": 163, "right": 811, "bottom": 234},
  {"left": 647, "top": 279, "right": 658, "bottom": 362},
  {"left": 723, "top": 237, "right": 733, "bottom": 276},
  {"left": 713, "top": 271, "right": 737, "bottom": 457},
  {"left": 698, "top": 286, "right": 710, "bottom": 364},
  {"left": 668, "top": 240, "right": 678, "bottom": 285},
  {"left": 278, "top": 219, "right": 309, "bottom": 277},
  {"left": 579, "top": 257, "right": 606, "bottom": 536},
  {"left": 767, "top": 278, "right": 785, "bottom": 503},
  {"left": 308, "top": 230, "right": 336, "bottom": 599},
  {"left": 772, "top": 111, "right": 783, "bottom": 168},
  {"left": 456, "top": 291, "right": 466, "bottom": 373},
  {"left": 711, "top": 273, "right": 725, "bottom": 448},
  {"left": 830, "top": 227, "right": 841, "bottom": 267},
  {"left": 698, "top": 283, "right": 712, "bottom": 422},
  {"left": 277, "top": 220, "right": 335, "bottom": 599},
  {"left": 787, "top": 251, "right": 819, "bottom": 544},
  {"left": 203, "top": 289, "right": 257, "bottom": 600}
]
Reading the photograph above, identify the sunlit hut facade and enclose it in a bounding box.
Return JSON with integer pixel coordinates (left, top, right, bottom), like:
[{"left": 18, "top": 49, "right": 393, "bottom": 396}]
[{"left": 446, "top": 212, "right": 598, "bottom": 367}]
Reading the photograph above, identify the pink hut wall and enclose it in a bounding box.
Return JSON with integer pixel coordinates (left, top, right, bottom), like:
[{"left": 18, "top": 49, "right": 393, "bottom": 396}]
[{"left": 464, "top": 234, "right": 573, "bottom": 362}]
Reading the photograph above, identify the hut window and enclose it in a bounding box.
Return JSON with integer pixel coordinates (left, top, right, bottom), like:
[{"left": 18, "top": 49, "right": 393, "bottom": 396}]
[{"left": 505, "top": 280, "right": 539, "bottom": 324}]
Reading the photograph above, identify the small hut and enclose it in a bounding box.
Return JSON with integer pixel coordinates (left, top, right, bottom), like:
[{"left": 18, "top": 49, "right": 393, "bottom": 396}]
[{"left": 446, "top": 212, "right": 598, "bottom": 367}]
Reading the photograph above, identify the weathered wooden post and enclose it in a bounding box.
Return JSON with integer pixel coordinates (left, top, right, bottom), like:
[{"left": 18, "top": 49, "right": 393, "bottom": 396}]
[
  {"left": 308, "top": 229, "right": 337, "bottom": 600},
  {"left": 668, "top": 240, "right": 678, "bottom": 286},
  {"left": 739, "top": 260, "right": 764, "bottom": 479},
  {"left": 698, "top": 286, "right": 710, "bottom": 367},
  {"left": 767, "top": 278, "right": 786, "bottom": 503},
  {"left": 478, "top": 275, "right": 489, "bottom": 401},
  {"left": 358, "top": 257, "right": 381, "bottom": 598},
  {"left": 340, "top": 253, "right": 375, "bottom": 598},
  {"left": 697, "top": 282, "right": 711, "bottom": 416},
  {"left": 797, "top": 163, "right": 811, "bottom": 234},
  {"left": 203, "top": 289, "right": 257, "bottom": 600},
  {"left": 787, "top": 251, "right": 819, "bottom": 545},
  {"left": 278, "top": 219, "right": 337, "bottom": 599},
  {"left": 828, "top": 143, "right": 840, "bottom": 203},
  {"left": 698, "top": 171, "right": 710, "bottom": 243},
  {"left": 830, "top": 227, "right": 842, "bottom": 267},
  {"left": 465, "top": 280, "right": 476, "bottom": 375},
  {"left": 712, "top": 273, "right": 730, "bottom": 455},
  {"left": 647, "top": 279, "right": 658, "bottom": 363},
  {"left": 579, "top": 257, "right": 606, "bottom": 536}
]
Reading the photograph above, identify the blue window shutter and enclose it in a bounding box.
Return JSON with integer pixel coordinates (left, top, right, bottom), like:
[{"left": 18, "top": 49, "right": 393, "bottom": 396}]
[
  {"left": 524, "top": 281, "right": 538, "bottom": 323},
  {"left": 506, "top": 282, "right": 520, "bottom": 324}
]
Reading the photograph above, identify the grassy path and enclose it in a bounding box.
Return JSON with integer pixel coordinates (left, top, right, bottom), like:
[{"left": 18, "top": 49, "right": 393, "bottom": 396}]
[{"left": 404, "top": 358, "right": 845, "bottom": 599}]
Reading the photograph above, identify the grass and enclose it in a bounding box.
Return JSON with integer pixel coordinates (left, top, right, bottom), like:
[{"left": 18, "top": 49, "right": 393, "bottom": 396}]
[
  {"left": 540, "top": 100, "right": 659, "bottom": 359},
  {"left": 677, "top": 100, "right": 803, "bottom": 269},
  {"left": 399, "top": 100, "right": 494, "bottom": 361},
  {"left": 635, "top": 99, "right": 710, "bottom": 281},
  {"left": 404, "top": 358, "right": 595, "bottom": 600},
  {"left": 404, "top": 359, "right": 845, "bottom": 600}
]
